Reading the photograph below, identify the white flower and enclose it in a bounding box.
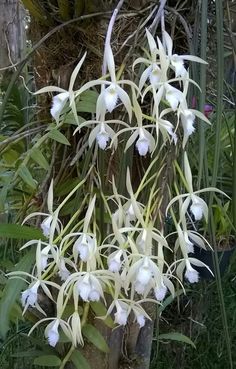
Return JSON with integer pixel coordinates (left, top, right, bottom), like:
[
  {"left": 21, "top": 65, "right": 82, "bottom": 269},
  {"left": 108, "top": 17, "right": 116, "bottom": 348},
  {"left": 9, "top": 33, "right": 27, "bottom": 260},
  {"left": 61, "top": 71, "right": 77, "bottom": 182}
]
[
  {"left": 104, "top": 84, "right": 119, "bottom": 112},
  {"left": 190, "top": 195, "right": 207, "bottom": 221},
  {"left": 154, "top": 283, "right": 167, "bottom": 301},
  {"left": 96, "top": 123, "right": 110, "bottom": 149},
  {"left": 165, "top": 84, "right": 183, "bottom": 110},
  {"left": 108, "top": 250, "right": 123, "bottom": 273},
  {"left": 40, "top": 245, "right": 51, "bottom": 270},
  {"left": 114, "top": 301, "right": 129, "bottom": 326},
  {"left": 40, "top": 216, "right": 53, "bottom": 238},
  {"left": 162, "top": 30, "right": 207, "bottom": 78},
  {"left": 135, "top": 128, "right": 154, "bottom": 156},
  {"left": 77, "top": 279, "right": 91, "bottom": 301},
  {"left": 185, "top": 260, "right": 199, "bottom": 283},
  {"left": 136, "top": 314, "right": 145, "bottom": 328},
  {"left": 139, "top": 63, "right": 162, "bottom": 90},
  {"left": 126, "top": 203, "right": 136, "bottom": 222},
  {"left": 58, "top": 258, "right": 70, "bottom": 281},
  {"left": 170, "top": 55, "right": 187, "bottom": 77},
  {"left": 184, "top": 232, "right": 194, "bottom": 253},
  {"left": 135, "top": 258, "right": 153, "bottom": 294},
  {"left": 73, "top": 233, "right": 96, "bottom": 262},
  {"left": 21, "top": 281, "right": 40, "bottom": 308},
  {"left": 45, "top": 320, "right": 60, "bottom": 347},
  {"left": 96, "top": 82, "right": 133, "bottom": 120},
  {"left": 136, "top": 229, "right": 147, "bottom": 253},
  {"left": 136, "top": 136, "right": 150, "bottom": 156},
  {"left": 180, "top": 109, "right": 195, "bottom": 146},
  {"left": 76, "top": 274, "right": 102, "bottom": 302},
  {"left": 50, "top": 92, "right": 69, "bottom": 122}
]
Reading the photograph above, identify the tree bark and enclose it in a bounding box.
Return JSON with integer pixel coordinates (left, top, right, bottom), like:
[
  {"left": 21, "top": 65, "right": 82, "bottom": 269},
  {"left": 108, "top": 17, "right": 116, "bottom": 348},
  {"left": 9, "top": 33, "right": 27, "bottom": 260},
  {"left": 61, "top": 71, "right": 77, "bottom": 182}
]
[{"left": 0, "top": 0, "right": 26, "bottom": 70}]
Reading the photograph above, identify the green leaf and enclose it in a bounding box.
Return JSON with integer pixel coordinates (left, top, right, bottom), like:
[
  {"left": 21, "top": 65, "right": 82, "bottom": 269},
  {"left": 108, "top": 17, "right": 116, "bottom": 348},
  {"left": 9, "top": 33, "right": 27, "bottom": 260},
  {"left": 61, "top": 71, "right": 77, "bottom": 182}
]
[
  {"left": 48, "top": 129, "right": 70, "bottom": 145},
  {"left": 18, "top": 164, "right": 37, "bottom": 189},
  {"left": 33, "top": 355, "right": 62, "bottom": 367},
  {"left": 2, "top": 149, "right": 19, "bottom": 165},
  {"left": 54, "top": 178, "right": 80, "bottom": 196},
  {"left": 11, "top": 349, "right": 44, "bottom": 358},
  {"left": 158, "top": 332, "right": 196, "bottom": 348},
  {"left": 76, "top": 90, "right": 98, "bottom": 113},
  {"left": 70, "top": 350, "right": 91, "bottom": 369},
  {"left": 30, "top": 148, "right": 49, "bottom": 170},
  {"left": 0, "top": 249, "right": 35, "bottom": 338},
  {"left": 90, "top": 301, "right": 114, "bottom": 328},
  {"left": 0, "top": 224, "right": 43, "bottom": 240},
  {"left": 82, "top": 323, "right": 109, "bottom": 353}
]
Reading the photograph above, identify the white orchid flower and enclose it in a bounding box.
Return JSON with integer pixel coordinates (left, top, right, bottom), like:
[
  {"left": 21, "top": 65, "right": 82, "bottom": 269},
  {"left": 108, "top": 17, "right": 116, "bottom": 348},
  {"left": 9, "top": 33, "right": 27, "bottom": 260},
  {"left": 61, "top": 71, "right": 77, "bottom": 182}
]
[
  {"left": 35, "top": 53, "right": 87, "bottom": 124},
  {"left": 175, "top": 256, "right": 213, "bottom": 282},
  {"left": 21, "top": 280, "right": 40, "bottom": 311},
  {"left": 163, "top": 30, "right": 208, "bottom": 78},
  {"left": 178, "top": 100, "right": 211, "bottom": 147},
  {"left": 154, "top": 282, "right": 167, "bottom": 301},
  {"left": 68, "top": 311, "right": 84, "bottom": 346},
  {"left": 164, "top": 83, "right": 184, "bottom": 110},
  {"left": 28, "top": 317, "right": 73, "bottom": 347},
  {"left": 125, "top": 256, "right": 162, "bottom": 297},
  {"left": 114, "top": 300, "right": 130, "bottom": 326},
  {"left": 96, "top": 42, "right": 138, "bottom": 121},
  {"left": 133, "top": 29, "right": 167, "bottom": 91},
  {"left": 58, "top": 258, "right": 71, "bottom": 281},
  {"left": 76, "top": 273, "right": 104, "bottom": 302},
  {"left": 111, "top": 91, "right": 155, "bottom": 156},
  {"left": 73, "top": 112, "right": 129, "bottom": 151},
  {"left": 153, "top": 99, "right": 177, "bottom": 145},
  {"left": 73, "top": 233, "right": 97, "bottom": 263},
  {"left": 167, "top": 153, "right": 228, "bottom": 222},
  {"left": 106, "top": 299, "right": 151, "bottom": 328},
  {"left": 108, "top": 249, "right": 123, "bottom": 273},
  {"left": 22, "top": 180, "right": 62, "bottom": 243},
  {"left": 45, "top": 319, "right": 60, "bottom": 347},
  {"left": 184, "top": 259, "right": 199, "bottom": 283}
]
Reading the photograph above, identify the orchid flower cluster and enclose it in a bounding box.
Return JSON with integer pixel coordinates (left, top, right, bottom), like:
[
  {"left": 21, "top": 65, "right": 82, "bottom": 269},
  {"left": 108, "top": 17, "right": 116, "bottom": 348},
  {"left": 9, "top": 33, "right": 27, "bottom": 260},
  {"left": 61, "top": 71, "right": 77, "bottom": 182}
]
[{"left": 9, "top": 27, "right": 223, "bottom": 350}]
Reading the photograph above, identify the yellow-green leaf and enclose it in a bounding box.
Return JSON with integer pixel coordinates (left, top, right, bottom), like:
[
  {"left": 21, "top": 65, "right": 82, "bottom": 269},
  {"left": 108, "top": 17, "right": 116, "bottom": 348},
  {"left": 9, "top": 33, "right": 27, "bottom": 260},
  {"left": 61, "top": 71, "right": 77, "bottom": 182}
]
[
  {"left": 17, "top": 164, "right": 37, "bottom": 189},
  {"left": 82, "top": 324, "right": 109, "bottom": 353},
  {"left": 33, "top": 355, "right": 62, "bottom": 367},
  {"left": 48, "top": 129, "right": 70, "bottom": 145},
  {"left": 70, "top": 350, "right": 91, "bottom": 369},
  {"left": 158, "top": 332, "right": 196, "bottom": 348},
  {"left": 90, "top": 301, "right": 114, "bottom": 328},
  {"left": 30, "top": 148, "right": 49, "bottom": 170}
]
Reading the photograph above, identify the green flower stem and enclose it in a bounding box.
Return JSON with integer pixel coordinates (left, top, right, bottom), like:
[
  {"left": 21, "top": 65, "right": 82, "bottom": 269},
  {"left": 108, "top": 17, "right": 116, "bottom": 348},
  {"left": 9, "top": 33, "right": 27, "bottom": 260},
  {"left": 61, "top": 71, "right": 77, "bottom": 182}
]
[
  {"left": 58, "top": 302, "right": 90, "bottom": 369},
  {"left": 59, "top": 345, "right": 75, "bottom": 369}
]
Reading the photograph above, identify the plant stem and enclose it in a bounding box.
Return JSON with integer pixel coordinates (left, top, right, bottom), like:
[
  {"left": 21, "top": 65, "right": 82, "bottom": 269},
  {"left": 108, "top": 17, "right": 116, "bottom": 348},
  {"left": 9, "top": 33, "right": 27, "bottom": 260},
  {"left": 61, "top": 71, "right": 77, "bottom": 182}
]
[
  {"left": 198, "top": 0, "right": 208, "bottom": 189},
  {"left": 208, "top": 0, "right": 233, "bottom": 367},
  {"left": 59, "top": 345, "right": 74, "bottom": 369}
]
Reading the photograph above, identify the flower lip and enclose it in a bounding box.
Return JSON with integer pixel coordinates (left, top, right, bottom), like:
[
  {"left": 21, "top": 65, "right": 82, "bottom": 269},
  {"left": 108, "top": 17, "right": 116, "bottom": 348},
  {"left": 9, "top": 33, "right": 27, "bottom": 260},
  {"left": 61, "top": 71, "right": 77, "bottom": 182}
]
[
  {"left": 41, "top": 216, "right": 53, "bottom": 238},
  {"left": 114, "top": 301, "right": 129, "bottom": 326},
  {"left": 46, "top": 320, "right": 60, "bottom": 347},
  {"left": 21, "top": 281, "right": 40, "bottom": 308},
  {"left": 104, "top": 84, "right": 119, "bottom": 112},
  {"left": 154, "top": 283, "right": 167, "bottom": 301},
  {"left": 96, "top": 123, "right": 110, "bottom": 150},
  {"left": 135, "top": 129, "right": 150, "bottom": 156},
  {"left": 185, "top": 260, "right": 199, "bottom": 283},
  {"left": 50, "top": 92, "right": 69, "bottom": 122}
]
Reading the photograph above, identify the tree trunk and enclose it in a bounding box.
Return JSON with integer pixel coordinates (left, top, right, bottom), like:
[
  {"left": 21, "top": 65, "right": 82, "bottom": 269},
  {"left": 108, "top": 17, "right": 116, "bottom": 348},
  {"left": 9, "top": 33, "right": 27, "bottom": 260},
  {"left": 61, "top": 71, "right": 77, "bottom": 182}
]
[{"left": 0, "top": 0, "right": 26, "bottom": 70}]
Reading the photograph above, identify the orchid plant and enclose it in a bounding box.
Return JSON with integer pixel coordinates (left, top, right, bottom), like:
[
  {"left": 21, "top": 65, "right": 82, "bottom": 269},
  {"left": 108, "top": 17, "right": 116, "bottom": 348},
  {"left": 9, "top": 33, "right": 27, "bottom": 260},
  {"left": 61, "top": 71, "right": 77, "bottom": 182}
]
[{"left": 8, "top": 6, "right": 227, "bottom": 367}]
